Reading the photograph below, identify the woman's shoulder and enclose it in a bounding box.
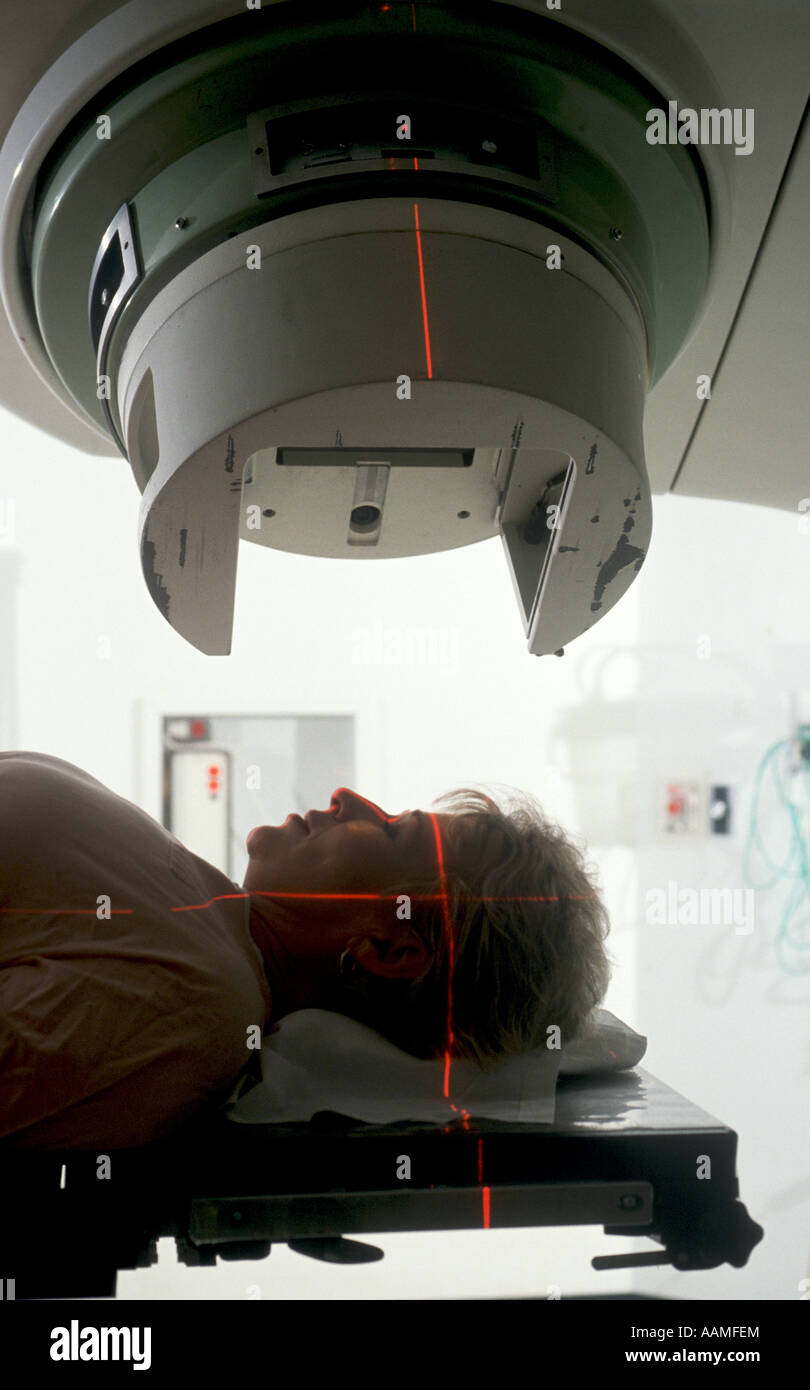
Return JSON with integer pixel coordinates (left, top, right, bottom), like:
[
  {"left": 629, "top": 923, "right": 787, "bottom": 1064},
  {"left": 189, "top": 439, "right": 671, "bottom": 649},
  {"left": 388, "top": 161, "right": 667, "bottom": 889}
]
[{"left": 0, "top": 750, "right": 106, "bottom": 787}]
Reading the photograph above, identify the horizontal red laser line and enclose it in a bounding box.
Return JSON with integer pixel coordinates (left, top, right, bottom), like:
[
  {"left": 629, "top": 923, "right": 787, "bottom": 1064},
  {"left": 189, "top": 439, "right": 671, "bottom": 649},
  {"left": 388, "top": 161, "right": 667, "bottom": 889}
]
[
  {"left": 0, "top": 891, "right": 597, "bottom": 914},
  {"left": 0, "top": 907, "right": 135, "bottom": 915}
]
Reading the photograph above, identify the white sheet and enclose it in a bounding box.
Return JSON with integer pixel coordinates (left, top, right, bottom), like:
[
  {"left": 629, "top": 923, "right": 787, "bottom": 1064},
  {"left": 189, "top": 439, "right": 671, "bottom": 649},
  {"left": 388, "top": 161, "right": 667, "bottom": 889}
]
[{"left": 224, "top": 1007, "right": 647, "bottom": 1126}]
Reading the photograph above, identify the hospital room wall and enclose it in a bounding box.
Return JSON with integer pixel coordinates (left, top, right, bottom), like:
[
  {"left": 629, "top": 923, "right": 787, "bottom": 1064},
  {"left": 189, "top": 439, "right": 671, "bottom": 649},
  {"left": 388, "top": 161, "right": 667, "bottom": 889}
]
[
  {"left": 627, "top": 494, "right": 810, "bottom": 1302},
  {"left": 1, "top": 410, "right": 640, "bottom": 1299}
]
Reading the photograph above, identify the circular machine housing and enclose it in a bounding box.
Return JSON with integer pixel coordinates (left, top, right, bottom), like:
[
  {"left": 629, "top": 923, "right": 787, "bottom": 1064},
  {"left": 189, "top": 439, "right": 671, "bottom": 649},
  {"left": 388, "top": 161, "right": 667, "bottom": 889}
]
[{"left": 2, "top": 0, "right": 711, "bottom": 653}]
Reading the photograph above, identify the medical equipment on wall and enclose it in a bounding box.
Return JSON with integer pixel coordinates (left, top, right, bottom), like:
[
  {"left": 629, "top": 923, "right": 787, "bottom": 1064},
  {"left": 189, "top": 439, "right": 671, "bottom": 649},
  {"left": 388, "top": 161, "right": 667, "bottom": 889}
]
[
  {"left": 744, "top": 737, "right": 810, "bottom": 975},
  {"left": 550, "top": 644, "right": 760, "bottom": 846},
  {"left": 1, "top": 1, "right": 807, "bottom": 655}
]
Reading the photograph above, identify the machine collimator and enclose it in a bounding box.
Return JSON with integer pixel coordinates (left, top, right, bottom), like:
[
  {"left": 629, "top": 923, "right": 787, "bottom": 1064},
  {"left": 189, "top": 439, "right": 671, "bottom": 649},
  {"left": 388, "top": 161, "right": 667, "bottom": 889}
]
[{"left": 0, "top": 1, "right": 717, "bottom": 653}]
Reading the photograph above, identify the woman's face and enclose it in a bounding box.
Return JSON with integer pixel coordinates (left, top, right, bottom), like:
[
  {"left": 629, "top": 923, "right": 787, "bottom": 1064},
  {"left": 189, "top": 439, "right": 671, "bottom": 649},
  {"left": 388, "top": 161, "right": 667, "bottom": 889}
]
[{"left": 243, "top": 787, "right": 455, "bottom": 898}]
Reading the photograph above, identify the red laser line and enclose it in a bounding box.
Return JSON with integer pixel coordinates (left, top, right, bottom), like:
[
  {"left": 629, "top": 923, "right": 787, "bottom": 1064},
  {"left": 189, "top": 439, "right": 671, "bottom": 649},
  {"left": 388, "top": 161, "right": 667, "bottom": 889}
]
[
  {"left": 482, "top": 1186, "right": 491, "bottom": 1229},
  {"left": 413, "top": 202, "right": 433, "bottom": 379},
  {"left": 0, "top": 907, "right": 135, "bottom": 915},
  {"left": 429, "top": 809, "right": 458, "bottom": 1103},
  {"left": 0, "top": 891, "right": 597, "bottom": 914},
  {"left": 380, "top": 0, "right": 430, "bottom": 382},
  {"left": 477, "top": 1136, "right": 490, "bottom": 1226},
  {"left": 325, "top": 793, "right": 464, "bottom": 1111}
]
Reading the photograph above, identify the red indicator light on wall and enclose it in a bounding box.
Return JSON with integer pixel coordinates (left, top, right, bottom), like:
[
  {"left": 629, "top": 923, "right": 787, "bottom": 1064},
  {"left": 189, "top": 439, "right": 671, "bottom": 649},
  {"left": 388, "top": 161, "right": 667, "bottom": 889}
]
[{"left": 189, "top": 719, "right": 208, "bottom": 738}]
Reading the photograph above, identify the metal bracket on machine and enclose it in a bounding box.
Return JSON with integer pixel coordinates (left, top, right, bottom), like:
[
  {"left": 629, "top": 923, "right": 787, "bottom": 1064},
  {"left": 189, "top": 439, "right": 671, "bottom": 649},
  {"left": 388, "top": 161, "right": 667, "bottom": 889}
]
[{"left": 498, "top": 441, "right": 651, "bottom": 657}]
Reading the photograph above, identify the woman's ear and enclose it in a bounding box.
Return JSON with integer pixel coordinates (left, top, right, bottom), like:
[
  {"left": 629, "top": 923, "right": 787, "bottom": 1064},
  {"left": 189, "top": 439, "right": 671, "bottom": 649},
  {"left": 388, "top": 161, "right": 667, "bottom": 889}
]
[{"left": 353, "top": 927, "right": 431, "bottom": 981}]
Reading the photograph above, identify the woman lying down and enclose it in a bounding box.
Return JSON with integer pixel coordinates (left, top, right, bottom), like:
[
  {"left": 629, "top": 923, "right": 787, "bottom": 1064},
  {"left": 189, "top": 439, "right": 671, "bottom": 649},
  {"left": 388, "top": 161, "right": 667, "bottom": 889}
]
[{"left": 0, "top": 750, "right": 610, "bottom": 1149}]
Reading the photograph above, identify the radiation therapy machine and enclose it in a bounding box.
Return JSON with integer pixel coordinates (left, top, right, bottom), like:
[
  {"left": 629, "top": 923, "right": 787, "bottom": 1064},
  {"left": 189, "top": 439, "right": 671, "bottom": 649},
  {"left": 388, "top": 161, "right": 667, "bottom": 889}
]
[
  {"left": 0, "top": 0, "right": 806, "bottom": 1297},
  {"left": 0, "top": 0, "right": 807, "bottom": 655}
]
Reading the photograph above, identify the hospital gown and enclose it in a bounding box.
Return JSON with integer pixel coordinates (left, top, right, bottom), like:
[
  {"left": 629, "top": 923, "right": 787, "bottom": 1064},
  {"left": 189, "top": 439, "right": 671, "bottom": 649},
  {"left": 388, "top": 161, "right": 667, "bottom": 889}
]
[{"left": 0, "top": 752, "right": 271, "bottom": 1148}]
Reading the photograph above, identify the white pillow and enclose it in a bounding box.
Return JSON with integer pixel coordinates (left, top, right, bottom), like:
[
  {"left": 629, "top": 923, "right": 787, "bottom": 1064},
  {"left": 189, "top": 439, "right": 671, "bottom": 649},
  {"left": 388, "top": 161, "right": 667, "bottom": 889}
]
[
  {"left": 559, "top": 1008, "right": 647, "bottom": 1075},
  {"left": 224, "top": 1007, "right": 646, "bottom": 1126}
]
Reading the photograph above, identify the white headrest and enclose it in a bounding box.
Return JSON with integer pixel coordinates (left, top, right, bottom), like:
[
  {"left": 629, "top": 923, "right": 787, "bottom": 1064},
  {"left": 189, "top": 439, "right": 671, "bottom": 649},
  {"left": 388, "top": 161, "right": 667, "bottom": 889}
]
[{"left": 225, "top": 1008, "right": 646, "bottom": 1126}]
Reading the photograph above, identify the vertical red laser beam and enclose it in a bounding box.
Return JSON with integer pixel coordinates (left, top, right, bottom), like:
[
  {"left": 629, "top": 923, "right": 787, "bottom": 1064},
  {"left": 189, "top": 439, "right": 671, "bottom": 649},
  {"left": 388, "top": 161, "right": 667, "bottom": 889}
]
[
  {"left": 477, "top": 1137, "right": 490, "bottom": 1228},
  {"left": 387, "top": 0, "right": 430, "bottom": 381},
  {"left": 413, "top": 202, "right": 433, "bottom": 379},
  {"left": 428, "top": 811, "right": 455, "bottom": 1096}
]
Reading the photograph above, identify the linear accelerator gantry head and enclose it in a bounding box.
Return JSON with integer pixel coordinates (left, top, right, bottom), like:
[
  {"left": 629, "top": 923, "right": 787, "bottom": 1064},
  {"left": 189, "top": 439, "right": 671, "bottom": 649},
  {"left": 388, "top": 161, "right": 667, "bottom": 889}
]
[{"left": 0, "top": 1, "right": 711, "bottom": 654}]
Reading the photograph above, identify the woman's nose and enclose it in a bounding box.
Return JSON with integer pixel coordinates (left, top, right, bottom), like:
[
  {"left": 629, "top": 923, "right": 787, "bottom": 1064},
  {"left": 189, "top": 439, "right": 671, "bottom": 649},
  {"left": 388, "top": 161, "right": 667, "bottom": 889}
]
[{"left": 334, "top": 788, "right": 388, "bottom": 822}]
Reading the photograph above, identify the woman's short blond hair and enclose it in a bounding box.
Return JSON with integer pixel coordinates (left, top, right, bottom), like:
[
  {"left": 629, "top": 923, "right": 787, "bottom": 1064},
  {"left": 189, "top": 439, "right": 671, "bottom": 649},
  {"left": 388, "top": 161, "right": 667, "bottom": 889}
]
[{"left": 321, "top": 786, "right": 612, "bottom": 1068}]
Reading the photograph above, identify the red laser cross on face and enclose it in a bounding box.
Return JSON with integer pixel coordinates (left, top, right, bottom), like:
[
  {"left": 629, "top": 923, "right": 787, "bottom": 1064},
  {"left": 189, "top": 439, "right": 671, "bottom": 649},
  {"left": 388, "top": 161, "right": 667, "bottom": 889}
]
[
  {"left": 323, "top": 791, "right": 455, "bottom": 1100},
  {"left": 6, "top": 778, "right": 595, "bottom": 1185},
  {"left": 300, "top": 790, "right": 452, "bottom": 1092},
  {"left": 5, "top": 790, "right": 594, "bottom": 1234}
]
